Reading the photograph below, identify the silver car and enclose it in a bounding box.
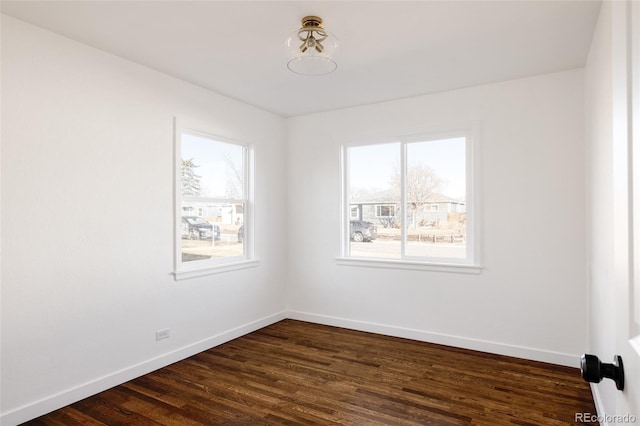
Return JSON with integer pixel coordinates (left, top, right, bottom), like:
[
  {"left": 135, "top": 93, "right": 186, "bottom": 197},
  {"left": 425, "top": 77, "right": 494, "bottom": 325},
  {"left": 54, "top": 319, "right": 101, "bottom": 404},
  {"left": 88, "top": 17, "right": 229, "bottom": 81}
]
[
  {"left": 181, "top": 216, "right": 221, "bottom": 240},
  {"left": 350, "top": 220, "right": 377, "bottom": 242}
]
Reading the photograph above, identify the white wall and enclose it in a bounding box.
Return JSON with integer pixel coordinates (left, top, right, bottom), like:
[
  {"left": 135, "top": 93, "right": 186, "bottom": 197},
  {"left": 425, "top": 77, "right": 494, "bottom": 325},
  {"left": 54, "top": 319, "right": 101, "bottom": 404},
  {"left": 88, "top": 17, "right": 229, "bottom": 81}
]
[
  {"left": 1, "top": 16, "right": 287, "bottom": 424},
  {"left": 286, "top": 69, "right": 587, "bottom": 366},
  {"left": 584, "top": 1, "right": 617, "bottom": 419},
  {"left": 1, "top": 11, "right": 595, "bottom": 426}
]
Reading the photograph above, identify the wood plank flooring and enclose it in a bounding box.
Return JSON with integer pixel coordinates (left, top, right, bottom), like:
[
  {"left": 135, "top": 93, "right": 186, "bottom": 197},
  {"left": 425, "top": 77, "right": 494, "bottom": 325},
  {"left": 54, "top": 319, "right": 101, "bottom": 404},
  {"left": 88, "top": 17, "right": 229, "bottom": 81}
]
[{"left": 23, "top": 320, "right": 597, "bottom": 425}]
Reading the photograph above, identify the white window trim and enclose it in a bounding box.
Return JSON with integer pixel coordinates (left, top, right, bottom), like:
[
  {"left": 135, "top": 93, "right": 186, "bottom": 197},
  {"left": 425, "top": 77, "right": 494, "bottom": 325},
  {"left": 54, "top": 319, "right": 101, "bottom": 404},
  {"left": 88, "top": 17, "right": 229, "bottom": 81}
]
[
  {"left": 338, "top": 126, "right": 482, "bottom": 271},
  {"left": 173, "top": 117, "right": 256, "bottom": 280},
  {"left": 174, "top": 259, "right": 260, "bottom": 281},
  {"left": 335, "top": 257, "right": 482, "bottom": 274}
]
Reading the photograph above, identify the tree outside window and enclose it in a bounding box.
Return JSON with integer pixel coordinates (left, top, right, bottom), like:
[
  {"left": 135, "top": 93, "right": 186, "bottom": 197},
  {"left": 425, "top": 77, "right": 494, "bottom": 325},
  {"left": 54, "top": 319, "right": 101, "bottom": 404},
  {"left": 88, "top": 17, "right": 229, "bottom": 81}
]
[{"left": 345, "top": 135, "right": 472, "bottom": 264}]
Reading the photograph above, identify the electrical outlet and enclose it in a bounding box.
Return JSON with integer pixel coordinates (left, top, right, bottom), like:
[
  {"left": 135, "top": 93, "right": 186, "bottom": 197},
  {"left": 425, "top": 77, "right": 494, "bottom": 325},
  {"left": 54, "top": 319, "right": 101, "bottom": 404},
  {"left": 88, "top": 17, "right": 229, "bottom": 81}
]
[{"left": 155, "top": 329, "right": 170, "bottom": 341}]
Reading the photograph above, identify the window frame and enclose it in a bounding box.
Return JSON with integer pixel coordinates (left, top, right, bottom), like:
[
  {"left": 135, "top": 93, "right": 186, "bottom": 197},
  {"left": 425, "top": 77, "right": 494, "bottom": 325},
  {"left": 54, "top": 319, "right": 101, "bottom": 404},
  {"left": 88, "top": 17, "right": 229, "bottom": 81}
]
[
  {"left": 173, "top": 118, "right": 257, "bottom": 280},
  {"left": 375, "top": 204, "right": 396, "bottom": 218},
  {"left": 350, "top": 206, "right": 360, "bottom": 219},
  {"left": 339, "top": 127, "right": 482, "bottom": 274}
]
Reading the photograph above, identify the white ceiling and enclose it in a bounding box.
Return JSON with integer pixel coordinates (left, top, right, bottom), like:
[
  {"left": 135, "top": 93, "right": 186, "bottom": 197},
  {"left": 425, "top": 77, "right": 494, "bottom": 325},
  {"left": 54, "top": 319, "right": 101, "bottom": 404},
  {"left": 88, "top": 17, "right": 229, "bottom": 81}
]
[{"left": 1, "top": 1, "right": 601, "bottom": 117}]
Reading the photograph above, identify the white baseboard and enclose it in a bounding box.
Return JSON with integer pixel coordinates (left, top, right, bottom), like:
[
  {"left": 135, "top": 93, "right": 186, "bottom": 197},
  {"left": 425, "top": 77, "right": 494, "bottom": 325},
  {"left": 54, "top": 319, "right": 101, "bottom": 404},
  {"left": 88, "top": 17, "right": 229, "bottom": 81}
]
[
  {"left": 1, "top": 309, "right": 582, "bottom": 426},
  {"left": 589, "top": 383, "right": 611, "bottom": 426},
  {"left": 0, "top": 311, "right": 287, "bottom": 426},
  {"left": 286, "top": 310, "right": 580, "bottom": 368}
]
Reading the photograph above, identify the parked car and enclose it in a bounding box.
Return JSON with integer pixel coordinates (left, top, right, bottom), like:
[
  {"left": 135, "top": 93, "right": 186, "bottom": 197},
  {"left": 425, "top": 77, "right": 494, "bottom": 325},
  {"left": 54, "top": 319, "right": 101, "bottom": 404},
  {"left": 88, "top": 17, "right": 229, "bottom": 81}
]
[
  {"left": 350, "top": 220, "right": 377, "bottom": 242},
  {"left": 181, "top": 216, "right": 221, "bottom": 240}
]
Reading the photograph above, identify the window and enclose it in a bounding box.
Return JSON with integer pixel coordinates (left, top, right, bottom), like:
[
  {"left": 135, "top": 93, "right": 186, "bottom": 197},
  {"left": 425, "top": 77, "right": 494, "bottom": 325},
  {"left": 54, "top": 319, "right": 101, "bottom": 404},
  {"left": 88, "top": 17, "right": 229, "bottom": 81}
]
[
  {"left": 350, "top": 206, "right": 360, "bottom": 219},
  {"left": 341, "top": 132, "right": 479, "bottom": 270},
  {"left": 376, "top": 205, "right": 396, "bottom": 217},
  {"left": 174, "top": 123, "right": 255, "bottom": 279}
]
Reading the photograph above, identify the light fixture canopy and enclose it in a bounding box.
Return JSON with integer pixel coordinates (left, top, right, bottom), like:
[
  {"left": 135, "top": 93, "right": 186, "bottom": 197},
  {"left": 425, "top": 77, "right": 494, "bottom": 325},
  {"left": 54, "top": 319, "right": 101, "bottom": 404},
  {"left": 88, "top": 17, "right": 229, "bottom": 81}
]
[{"left": 285, "top": 15, "right": 338, "bottom": 76}]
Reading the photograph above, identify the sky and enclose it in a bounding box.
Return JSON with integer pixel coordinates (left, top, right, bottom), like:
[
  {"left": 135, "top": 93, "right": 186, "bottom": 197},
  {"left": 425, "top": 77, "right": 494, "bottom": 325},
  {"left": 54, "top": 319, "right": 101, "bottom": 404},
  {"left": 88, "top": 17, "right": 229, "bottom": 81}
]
[
  {"left": 181, "top": 132, "right": 243, "bottom": 198},
  {"left": 182, "top": 133, "right": 466, "bottom": 200},
  {"left": 348, "top": 137, "right": 466, "bottom": 199}
]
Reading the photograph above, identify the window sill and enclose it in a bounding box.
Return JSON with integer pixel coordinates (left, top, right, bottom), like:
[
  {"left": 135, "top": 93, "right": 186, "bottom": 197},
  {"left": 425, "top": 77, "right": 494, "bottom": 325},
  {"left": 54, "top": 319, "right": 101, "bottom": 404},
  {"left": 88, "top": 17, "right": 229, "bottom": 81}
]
[
  {"left": 335, "top": 257, "right": 482, "bottom": 274},
  {"left": 173, "top": 259, "right": 259, "bottom": 281}
]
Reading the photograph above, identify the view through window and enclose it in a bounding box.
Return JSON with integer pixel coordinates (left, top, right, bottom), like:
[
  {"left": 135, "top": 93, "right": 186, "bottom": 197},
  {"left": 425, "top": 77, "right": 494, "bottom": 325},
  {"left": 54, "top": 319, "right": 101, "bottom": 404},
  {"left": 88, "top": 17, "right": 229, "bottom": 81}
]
[
  {"left": 179, "top": 132, "right": 247, "bottom": 265},
  {"left": 346, "top": 136, "right": 470, "bottom": 263}
]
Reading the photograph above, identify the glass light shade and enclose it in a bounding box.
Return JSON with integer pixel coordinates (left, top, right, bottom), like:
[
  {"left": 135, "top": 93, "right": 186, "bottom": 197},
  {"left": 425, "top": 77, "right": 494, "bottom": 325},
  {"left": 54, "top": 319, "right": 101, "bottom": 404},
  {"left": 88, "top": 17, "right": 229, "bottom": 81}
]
[{"left": 285, "top": 28, "right": 338, "bottom": 76}]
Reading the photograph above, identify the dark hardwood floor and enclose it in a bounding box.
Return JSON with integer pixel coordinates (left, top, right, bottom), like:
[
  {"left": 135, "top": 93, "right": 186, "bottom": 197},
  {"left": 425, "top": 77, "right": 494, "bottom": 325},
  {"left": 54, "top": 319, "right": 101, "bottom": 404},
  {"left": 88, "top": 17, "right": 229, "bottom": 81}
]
[{"left": 24, "top": 320, "right": 597, "bottom": 425}]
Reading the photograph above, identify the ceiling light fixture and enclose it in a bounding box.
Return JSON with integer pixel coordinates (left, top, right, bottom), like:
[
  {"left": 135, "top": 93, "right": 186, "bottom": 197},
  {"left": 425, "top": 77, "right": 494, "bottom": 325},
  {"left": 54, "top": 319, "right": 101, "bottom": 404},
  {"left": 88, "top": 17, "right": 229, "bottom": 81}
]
[{"left": 285, "top": 15, "right": 338, "bottom": 76}]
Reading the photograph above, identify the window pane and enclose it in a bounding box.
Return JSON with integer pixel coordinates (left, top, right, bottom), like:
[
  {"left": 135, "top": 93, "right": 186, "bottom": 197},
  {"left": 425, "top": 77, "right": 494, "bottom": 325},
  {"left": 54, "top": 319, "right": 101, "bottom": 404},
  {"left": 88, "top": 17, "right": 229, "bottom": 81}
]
[
  {"left": 348, "top": 143, "right": 400, "bottom": 259},
  {"left": 181, "top": 201, "right": 245, "bottom": 262},
  {"left": 181, "top": 133, "right": 244, "bottom": 199},
  {"left": 405, "top": 137, "right": 466, "bottom": 259}
]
